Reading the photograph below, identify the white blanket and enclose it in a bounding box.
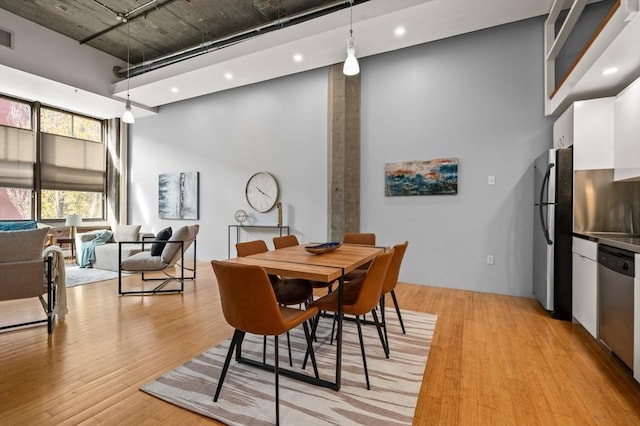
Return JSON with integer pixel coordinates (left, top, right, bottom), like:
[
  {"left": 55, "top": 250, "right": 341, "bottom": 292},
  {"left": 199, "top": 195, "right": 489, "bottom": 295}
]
[{"left": 42, "top": 245, "right": 68, "bottom": 319}]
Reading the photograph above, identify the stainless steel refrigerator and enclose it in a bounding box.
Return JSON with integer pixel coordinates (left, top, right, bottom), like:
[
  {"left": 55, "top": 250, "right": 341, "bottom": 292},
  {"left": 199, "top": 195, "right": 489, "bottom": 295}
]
[{"left": 533, "top": 148, "right": 573, "bottom": 321}]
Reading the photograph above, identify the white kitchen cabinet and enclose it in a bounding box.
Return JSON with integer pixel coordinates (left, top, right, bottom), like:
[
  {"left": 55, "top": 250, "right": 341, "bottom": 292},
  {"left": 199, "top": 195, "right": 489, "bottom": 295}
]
[
  {"left": 614, "top": 76, "right": 640, "bottom": 182},
  {"left": 572, "top": 97, "right": 615, "bottom": 170},
  {"left": 635, "top": 254, "right": 639, "bottom": 383},
  {"left": 572, "top": 237, "right": 598, "bottom": 338}
]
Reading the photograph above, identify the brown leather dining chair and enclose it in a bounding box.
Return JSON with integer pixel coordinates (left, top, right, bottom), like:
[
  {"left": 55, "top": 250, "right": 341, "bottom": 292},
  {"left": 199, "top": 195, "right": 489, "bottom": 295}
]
[
  {"left": 378, "top": 241, "right": 409, "bottom": 350},
  {"left": 236, "top": 240, "right": 313, "bottom": 365},
  {"left": 211, "top": 260, "right": 319, "bottom": 426},
  {"left": 342, "top": 232, "right": 376, "bottom": 246},
  {"left": 307, "top": 249, "right": 393, "bottom": 390},
  {"left": 342, "top": 232, "right": 377, "bottom": 281}
]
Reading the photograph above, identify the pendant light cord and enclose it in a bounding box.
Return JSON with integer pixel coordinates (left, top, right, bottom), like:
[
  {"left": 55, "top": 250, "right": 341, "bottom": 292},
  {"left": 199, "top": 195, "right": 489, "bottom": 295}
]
[{"left": 126, "top": 20, "right": 130, "bottom": 99}]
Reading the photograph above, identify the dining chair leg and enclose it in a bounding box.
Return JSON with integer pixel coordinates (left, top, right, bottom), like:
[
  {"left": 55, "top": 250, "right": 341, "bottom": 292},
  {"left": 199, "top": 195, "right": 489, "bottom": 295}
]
[
  {"left": 380, "top": 293, "right": 390, "bottom": 352},
  {"left": 370, "top": 308, "right": 389, "bottom": 358},
  {"left": 235, "top": 331, "right": 245, "bottom": 362},
  {"left": 274, "top": 335, "right": 280, "bottom": 426},
  {"left": 390, "top": 290, "right": 406, "bottom": 334},
  {"left": 263, "top": 336, "right": 267, "bottom": 364},
  {"left": 286, "top": 331, "right": 293, "bottom": 367},
  {"left": 214, "top": 329, "right": 242, "bottom": 402},
  {"left": 355, "top": 316, "right": 371, "bottom": 390}
]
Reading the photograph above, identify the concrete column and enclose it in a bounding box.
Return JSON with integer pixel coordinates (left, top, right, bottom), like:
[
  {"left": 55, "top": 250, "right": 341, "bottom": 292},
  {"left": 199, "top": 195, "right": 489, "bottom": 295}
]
[{"left": 327, "top": 63, "right": 361, "bottom": 241}]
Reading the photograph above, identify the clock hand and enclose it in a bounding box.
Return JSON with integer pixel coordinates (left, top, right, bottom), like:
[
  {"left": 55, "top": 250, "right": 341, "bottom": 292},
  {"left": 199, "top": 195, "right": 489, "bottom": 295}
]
[{"left": 255, "top": 186, "right": 272, "bottom": 199}]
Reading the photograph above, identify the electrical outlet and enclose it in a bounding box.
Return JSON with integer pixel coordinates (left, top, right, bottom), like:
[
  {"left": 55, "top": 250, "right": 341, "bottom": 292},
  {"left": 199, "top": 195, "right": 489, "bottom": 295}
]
[{"left": 487, "top": 255, "right": 494, "bottom": 265}]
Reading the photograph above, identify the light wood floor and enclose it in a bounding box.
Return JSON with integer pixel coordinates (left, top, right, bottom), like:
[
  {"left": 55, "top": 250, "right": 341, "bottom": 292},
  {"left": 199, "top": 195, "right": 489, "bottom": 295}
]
[{"left": 1, "top": 262, "right": 640, "bottom": 425}]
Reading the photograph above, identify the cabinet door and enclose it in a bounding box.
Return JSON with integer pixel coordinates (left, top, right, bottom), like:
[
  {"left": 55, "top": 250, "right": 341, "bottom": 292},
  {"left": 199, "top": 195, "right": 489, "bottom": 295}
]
[
  {"left": 573, "top": 97, "right": 615, "bottom": 170},
  {"left": 635, "top": 254, "right": 639, "bottom": 383},
  {"left": 572, "top": 251, "right": 598, "bottom": 338},
  {"left": 614, "top": 77, "right": 640, "bottom": 181}
]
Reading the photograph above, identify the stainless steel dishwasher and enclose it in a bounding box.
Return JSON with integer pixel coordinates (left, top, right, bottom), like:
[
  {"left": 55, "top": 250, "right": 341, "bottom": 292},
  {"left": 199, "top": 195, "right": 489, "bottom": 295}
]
[{"left": 598, "top": 244, "right": 635, "bottom": 369}]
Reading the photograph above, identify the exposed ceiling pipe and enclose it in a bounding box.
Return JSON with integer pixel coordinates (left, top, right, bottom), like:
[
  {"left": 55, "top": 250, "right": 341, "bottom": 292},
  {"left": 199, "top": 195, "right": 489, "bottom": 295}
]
[
  {"left": 113, "top": 0, "right": 367, "bottom": 79},
  {"left": 81, "top": 0, "right": 179, "bottom": 45}
]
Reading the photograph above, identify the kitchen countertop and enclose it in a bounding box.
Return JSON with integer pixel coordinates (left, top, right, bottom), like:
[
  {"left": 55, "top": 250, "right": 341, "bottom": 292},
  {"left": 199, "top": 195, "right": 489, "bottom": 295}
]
[{"left": 574, "top": 232, "right": 640, "bottom": 254}]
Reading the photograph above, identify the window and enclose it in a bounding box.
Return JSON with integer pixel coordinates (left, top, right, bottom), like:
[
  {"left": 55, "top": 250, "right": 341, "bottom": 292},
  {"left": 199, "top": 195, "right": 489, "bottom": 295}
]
[
  {"left": 0, "top": 99, "right": 106, "bottom": 221},
  {"left": 39, "top": 107, "right": 105, "bottom": 220},
  {"left": 0, "top": 97, "right": 33, "bottom": 220}
]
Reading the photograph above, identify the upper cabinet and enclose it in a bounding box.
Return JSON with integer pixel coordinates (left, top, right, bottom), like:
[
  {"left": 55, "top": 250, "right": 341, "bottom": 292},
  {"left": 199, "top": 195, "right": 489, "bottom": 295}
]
[
  {"left": 614, "top": 76, "right": 640, "bottom": 181},
  {"left": 563, "top": 97, "right": 615, "bottom": 170},
  {"left": 545, "top": 2, "right": 640, "bottom": 117}
]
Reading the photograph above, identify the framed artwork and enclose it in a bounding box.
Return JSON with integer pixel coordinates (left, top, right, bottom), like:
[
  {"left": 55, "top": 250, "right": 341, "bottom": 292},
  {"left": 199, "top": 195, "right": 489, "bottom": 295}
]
[
  {"left": 385, "top": 158, "right": 458, "bottom": 196},
  {"left": 158, "top": 171, "right": 199, "bottom": 219}
]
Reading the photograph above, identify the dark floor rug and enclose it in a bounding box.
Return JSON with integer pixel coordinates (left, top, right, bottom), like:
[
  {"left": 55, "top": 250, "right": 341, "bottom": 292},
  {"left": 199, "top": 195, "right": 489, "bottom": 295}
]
[{"left": 141, "top": 308, "right": 437, "bottom": 425}]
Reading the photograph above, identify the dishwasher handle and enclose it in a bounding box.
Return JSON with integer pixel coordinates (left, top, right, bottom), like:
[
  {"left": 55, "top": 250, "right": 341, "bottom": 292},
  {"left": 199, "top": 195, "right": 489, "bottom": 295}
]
[{"left": 598, "top": 245, "right": 635, "bottom": 278}]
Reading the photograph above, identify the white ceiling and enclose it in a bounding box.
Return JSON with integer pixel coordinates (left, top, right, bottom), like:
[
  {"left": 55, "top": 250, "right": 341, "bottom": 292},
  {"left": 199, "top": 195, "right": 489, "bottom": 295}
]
[
  {"left": 112, "top": 0, "right": 559, "bottom": 111},
  {"left": 10, "top": 0, "right": 637, "bottom": 120}
]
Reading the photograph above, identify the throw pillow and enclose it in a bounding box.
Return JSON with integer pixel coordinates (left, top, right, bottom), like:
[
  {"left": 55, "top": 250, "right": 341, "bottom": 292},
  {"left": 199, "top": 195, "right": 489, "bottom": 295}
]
[
  {"left": 161, "top": 224, "right": 199, "bottom": 264},
  {"left": 0, "top": 227, "right": 49, "bottom": 262},
  {"left": 114, "top": 224, "right": 141, "bottom": 243},
  {"left": 151, "top": 227, "right": 172, "bottom": 256},
  {"left": 0, "top": 221, "right": 37, "bottom": 231}
]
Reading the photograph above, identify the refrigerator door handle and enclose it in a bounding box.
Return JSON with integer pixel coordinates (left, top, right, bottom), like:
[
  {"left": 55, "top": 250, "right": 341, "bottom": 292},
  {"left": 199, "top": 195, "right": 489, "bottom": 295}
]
[{"left": 539, "top": 163, "right": 554, "bottom": 245}]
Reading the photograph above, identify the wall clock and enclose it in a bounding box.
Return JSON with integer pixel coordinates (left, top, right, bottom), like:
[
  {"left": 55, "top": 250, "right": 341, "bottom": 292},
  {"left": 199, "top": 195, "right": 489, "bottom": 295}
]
[{"left": 245, "top": 172, "right": 279, "bottom": 212}]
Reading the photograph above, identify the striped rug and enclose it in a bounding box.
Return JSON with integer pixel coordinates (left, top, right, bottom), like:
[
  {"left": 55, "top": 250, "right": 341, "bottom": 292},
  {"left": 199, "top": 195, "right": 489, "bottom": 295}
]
[{"left": 141, "top": 309, "right": 437, "bottom": 425}]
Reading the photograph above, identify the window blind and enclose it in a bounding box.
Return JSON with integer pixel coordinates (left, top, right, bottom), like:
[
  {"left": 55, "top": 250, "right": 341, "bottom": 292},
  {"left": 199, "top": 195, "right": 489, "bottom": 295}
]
[
  {"left": 40, "top": 133, "right": 105, "bottom": 192},
  {"left": 0, "top": 126, "right": 35, "bottom": 188}
]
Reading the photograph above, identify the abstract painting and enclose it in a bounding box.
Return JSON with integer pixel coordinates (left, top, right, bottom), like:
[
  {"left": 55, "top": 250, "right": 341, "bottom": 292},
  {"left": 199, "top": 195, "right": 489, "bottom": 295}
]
[
  {"left": 158, "top": 172, "right": 199, "bottom": 219},
  {"left": 385, "top": 158, "right": 458, "bottom": 196}
]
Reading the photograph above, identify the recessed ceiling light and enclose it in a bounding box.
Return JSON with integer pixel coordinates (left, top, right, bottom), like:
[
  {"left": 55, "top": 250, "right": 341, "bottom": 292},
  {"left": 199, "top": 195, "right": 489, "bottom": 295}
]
[
  {"left": 394, "top": 27, "right": 406, "bottom": 37},
  {"left": 293, "top": 53, "right": 303, "bottom": 62},
  {"left": 224, "top": 72, "right": 233, "bottom": 80},
  {"left": 170, "top": 87, "right": 179, "bottom": 94},
  {"left": 601, "top": 67, "right": 619, "bottom": 75}
]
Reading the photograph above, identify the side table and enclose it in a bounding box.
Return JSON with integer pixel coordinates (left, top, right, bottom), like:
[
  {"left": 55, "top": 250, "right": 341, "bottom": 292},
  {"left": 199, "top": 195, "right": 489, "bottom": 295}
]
[{"left": 55, "top": 238, "right": 76, "bottom": 263}]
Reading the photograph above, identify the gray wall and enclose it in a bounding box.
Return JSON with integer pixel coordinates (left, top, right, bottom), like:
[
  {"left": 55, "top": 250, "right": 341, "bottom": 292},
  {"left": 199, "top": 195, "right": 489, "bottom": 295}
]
[
  {"left": 360, "top": 17, "right": 552, "bottom": 295},
  {"left": 129, "top": 69, "right": 330, "bottom": 258},
  {"left": 129, "top": 17, "right": 552, "bottom": 297}
]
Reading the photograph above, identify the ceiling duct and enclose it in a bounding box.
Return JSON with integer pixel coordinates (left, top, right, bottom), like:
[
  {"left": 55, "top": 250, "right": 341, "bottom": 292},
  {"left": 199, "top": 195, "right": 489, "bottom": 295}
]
[{"left": 113, "top": 0, "right": 367, "bottom": 79}]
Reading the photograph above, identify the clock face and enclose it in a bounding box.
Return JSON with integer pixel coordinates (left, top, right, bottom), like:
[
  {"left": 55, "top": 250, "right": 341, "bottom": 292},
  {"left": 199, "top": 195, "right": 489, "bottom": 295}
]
[{"left": 245, "top": 172, "right": 279, "bottom": 213}]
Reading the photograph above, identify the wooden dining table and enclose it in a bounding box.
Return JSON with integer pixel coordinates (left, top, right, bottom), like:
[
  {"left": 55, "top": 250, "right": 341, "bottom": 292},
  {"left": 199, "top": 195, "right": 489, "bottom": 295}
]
[{"left": 224, "top": 243, "right": 384, "bottom": 391}]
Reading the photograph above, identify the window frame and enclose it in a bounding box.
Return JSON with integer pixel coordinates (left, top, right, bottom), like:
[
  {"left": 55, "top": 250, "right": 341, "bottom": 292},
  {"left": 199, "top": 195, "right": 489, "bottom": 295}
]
[{"left": 0, "top": 96, "right": 108, "bottom": 224}]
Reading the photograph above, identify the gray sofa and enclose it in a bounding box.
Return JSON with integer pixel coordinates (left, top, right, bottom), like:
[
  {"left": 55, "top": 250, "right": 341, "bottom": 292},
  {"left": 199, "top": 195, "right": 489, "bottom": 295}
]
[{"left": 75, "top": 225, "right": 153, "bottom": 272}]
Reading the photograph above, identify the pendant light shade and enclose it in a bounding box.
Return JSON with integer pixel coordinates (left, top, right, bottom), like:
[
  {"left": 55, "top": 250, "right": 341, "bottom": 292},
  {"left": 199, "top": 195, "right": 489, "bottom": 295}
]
[
  {"left": 343, "top": 35, "right": 359, "bottom": 76},
  {"left": 122, "top": 20, "right": 135, "bottom": 124},
  {"left": 122, "top": 96, "right": 134, "bottom": 123},
  {"left": 343, "top": 0, "right": 359, "bottom": 76}
]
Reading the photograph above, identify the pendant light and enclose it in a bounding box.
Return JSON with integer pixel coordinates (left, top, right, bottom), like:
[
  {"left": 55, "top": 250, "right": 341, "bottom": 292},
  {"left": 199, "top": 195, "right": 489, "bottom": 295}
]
[
  {"left": 343, "top": 0, "right": 360, "bottom": 76},
  {"left": 122, "top": 19, "right": 135, "bottom": 124}
]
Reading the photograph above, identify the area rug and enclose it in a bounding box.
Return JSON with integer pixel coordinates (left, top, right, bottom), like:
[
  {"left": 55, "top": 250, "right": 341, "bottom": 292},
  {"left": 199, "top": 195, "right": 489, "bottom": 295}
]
[
  {"left": 65, "top": 265, "right": 120, "bottom": 287},
  {"left": 141, "top": 309, "right": 437, "bottom": 425}
]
